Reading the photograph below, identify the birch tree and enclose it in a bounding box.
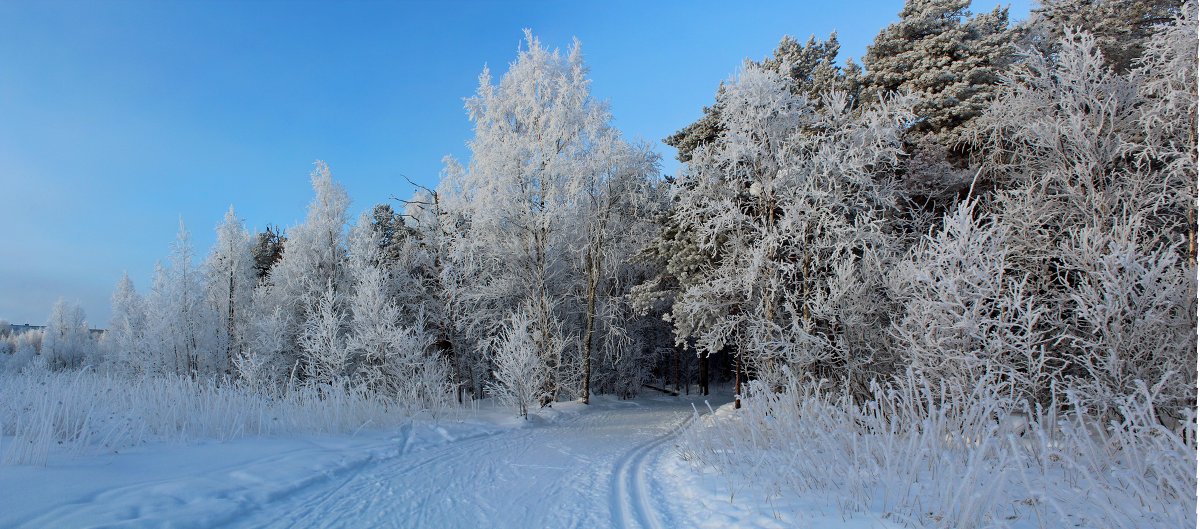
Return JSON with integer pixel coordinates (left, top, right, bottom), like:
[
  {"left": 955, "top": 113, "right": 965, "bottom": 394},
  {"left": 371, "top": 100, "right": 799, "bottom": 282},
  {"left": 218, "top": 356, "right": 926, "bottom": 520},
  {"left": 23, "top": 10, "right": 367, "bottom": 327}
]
[
  {"left": 107, "top": 272, "right": 146, "bottom": 374},
  {"left": 142, "top": 220, "right": 218, "bottom": 376},
  {"left": 443, "top": 31, "right": 656, "bottom": 404},
  {"left": 205, "top": 206, "right": 256, "bottom": 374}
]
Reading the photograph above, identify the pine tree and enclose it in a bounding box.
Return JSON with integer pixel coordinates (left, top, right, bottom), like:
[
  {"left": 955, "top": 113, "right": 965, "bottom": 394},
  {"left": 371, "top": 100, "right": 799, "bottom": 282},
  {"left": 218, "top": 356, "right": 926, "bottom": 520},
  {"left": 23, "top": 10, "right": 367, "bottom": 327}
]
[
  {"left": 862, "top": 0, "right": 1014, "bottom": 146},
  {"left": 1024, "top": 0, "right": 1186, "bottom": 73},
  {"left": 251, "top": 225, "right": 286, "bottom": 281}
]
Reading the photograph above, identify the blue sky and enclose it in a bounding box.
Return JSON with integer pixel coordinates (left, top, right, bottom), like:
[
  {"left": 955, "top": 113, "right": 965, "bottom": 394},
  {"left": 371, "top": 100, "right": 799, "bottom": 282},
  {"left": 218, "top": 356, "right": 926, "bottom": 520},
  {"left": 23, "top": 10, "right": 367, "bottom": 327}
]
[{"left": 0, "top": 0, "right": 1031, "bottom": 326}]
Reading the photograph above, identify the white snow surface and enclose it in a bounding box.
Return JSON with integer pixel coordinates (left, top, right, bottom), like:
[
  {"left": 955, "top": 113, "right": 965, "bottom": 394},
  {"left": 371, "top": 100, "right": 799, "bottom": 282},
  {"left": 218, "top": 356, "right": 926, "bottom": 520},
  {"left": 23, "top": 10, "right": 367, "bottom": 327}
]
[{"left": 0, "top": 392, "right": 898, "bottom": 529}]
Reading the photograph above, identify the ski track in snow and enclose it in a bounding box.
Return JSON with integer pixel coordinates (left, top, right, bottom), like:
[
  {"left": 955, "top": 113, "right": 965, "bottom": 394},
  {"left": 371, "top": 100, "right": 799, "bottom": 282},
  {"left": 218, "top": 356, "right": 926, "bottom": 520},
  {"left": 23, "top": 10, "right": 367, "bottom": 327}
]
[
  {"left": 6, "top": 395, "right": 715, "bottom": 529},
  {"left": 610, "top": 411, "right": 694, "bottom": 529}
]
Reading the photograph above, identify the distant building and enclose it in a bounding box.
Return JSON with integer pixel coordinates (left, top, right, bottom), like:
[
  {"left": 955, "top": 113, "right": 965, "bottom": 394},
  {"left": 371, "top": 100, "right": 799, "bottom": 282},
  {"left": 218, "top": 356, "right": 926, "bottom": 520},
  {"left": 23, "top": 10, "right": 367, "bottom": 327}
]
[
  {"left": 8, "top": 324, "right": 44, "bottom": 336},
  {"left": 5, "top": 324, "right": 105, "bottom": 338}
]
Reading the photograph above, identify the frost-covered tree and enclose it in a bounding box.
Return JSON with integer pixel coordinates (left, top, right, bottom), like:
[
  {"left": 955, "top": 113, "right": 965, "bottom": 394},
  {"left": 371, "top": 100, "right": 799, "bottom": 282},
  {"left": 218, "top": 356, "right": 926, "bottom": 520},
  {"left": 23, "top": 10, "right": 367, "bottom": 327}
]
[
  {"left": 238, "top": 292, "right": 288, "bottom": 389},
  {"left": 42, "top": 299, "right": 94, "bottom": 371},
  {"left": 399, "top": 184, "right": 478, "bottom": 398},
  {"left": 570, "top": 137, "right": 660, "bottom": 403},
  {"left": 260, "top": 161, "right": 351, "bottom": 377},
  {"left": 671, "top": 64, "right": 913, "bottom": 398},
  {"left": 977, "top": 12, "right": 1198, "bottom": 417},
  {"left": 344, "top": 213, "right": 447, "bottom": 406},
  {"left": 1131, "top": 1, "right": 1198, "bottom": 263},
  {"left": 205, "top": 206, "right": 256, "bottom": 374},
  {"left": 107, "top": 272, "right": 146, "bottom": 374},
  {"left": 443, "top": 31, "right": 656, "bottom": 404},
  {"left": 369, "top": 204, "right": 410, "bottom": 271},
  {"left": 141, "top": 220, "right": 218, "bottom": 376},
  {"left": 487, "top": 310, "right": 548, "bottom": 418},
  {"left": 863, "top": 0, "right": 1014, "bottom": 146},
  {"left": 667, "top": 33, "right": 859, "bottom": 162}
]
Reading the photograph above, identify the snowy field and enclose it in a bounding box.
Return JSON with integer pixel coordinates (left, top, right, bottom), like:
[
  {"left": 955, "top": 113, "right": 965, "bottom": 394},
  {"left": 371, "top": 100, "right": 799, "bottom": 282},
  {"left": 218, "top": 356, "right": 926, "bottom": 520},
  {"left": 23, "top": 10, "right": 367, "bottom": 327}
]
[{"left": 1, "top": 390, "right": 895, "bottom": 529}]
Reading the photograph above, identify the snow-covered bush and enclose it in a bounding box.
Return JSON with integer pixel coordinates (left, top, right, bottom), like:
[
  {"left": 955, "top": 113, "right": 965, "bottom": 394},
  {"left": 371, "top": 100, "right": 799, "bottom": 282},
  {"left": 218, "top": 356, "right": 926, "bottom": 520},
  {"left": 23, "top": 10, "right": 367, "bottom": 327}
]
[
  {"left": 486, "top": 310, "right": 549, "bottom": 418},
  {"left": 238, "top": 301, "right": 288, "bottom": 391},
  {"left": 891, "top": 200, "right": 1058, "bottom": 405},
  {"left": 977, "top": 12, "right": 1198, "bottom": 420},
  {"left": 1, "top": 331, "right": 40, "bottom": 374},
  {"left": 1059, "top": 225, "right": 1195, "bottom": 420}
]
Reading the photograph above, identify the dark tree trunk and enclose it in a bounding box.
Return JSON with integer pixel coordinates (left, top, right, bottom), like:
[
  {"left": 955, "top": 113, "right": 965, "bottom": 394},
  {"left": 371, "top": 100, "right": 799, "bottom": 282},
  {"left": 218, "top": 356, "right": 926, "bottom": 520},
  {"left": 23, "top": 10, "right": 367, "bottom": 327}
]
[{"left": 734, "top": 351, "right": 742, "bottom": 410}]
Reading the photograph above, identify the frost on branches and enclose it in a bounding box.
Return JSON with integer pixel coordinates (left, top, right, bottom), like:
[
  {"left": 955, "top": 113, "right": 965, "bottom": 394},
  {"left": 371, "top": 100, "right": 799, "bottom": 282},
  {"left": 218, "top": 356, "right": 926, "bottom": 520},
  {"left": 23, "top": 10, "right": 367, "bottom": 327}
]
[{"left": 670, "top": 63, "right": 912, "bottom": 394}]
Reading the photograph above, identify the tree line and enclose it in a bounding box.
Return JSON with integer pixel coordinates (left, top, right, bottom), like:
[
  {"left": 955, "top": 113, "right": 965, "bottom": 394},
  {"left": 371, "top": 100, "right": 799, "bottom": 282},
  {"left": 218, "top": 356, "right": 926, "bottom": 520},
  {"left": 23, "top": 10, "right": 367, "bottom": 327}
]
[{"left": 4, "top": 0, "right": 1194, "bottom": 423}]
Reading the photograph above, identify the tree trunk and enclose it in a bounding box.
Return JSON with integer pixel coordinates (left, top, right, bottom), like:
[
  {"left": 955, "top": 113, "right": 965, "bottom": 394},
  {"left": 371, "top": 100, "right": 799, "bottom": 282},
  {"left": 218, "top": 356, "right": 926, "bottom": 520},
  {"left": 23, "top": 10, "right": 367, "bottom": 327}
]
[
  {"left": 226, "top": 267, "right": 235, "bottom": 376},
  {"left": 581, "top": 250, "right": 599, "bottom": 405},
  {"left": 733, "top": 350, "right": 742, "bottom": 410},
  {"left": 674, "top": 342, "right": 682, "bottom": 394},
  {"left": 699, "top": 352, "right": 709, "bottom": 396}
]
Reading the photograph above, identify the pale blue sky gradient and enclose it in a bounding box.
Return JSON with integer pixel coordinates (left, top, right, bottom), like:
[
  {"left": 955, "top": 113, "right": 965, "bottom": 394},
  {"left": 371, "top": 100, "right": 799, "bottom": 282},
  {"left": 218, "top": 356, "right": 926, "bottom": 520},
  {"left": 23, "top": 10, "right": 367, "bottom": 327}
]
[{"left": 0, "top": 0, "right": 1031, "bottom": 326}]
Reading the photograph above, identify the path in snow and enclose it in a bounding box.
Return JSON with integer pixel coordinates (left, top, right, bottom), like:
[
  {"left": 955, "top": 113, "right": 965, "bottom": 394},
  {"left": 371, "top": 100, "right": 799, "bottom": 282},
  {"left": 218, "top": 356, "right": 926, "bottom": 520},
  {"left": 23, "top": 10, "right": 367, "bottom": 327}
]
[
  {"left": 7, "top": 394, "right": 717, "bottom": 529},
  {"left": 234, "top": 396, "right": 697, "bottom": 529}
]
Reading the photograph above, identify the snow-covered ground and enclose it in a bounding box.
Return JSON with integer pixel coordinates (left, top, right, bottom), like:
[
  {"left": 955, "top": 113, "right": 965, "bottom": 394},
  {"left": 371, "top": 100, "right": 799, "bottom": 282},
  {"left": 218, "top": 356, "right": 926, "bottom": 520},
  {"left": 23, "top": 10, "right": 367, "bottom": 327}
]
[{"left": 1, "top": 392, "right": 894, "bottom": 529}]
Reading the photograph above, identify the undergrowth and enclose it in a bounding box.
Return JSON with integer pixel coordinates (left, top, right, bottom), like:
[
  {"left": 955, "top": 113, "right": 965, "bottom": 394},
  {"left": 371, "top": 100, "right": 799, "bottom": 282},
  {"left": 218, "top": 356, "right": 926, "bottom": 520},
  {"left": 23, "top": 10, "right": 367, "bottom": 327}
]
[{"left": 680, "top": 373, "right": 1196, "bottom": 529}]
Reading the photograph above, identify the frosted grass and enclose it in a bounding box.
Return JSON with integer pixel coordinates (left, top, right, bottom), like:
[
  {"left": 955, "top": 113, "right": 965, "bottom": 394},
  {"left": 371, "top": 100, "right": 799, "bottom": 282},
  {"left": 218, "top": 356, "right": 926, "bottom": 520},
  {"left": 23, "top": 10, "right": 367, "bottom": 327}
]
[
  {"left": 680, "top": 374, "right": 1196, "bottom": 529},
  {"left": 0, "top": 370, "right": 446, "bottom": 466}
]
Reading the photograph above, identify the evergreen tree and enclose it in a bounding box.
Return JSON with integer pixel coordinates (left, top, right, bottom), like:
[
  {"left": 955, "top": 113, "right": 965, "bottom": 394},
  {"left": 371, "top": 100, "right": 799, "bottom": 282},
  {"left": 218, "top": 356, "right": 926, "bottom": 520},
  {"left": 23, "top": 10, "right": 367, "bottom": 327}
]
[
  {"left": 1024, "top": 0, "right": 1186, "bottom": 73},
  {"left": 251, "top": 225, "right": 286, "bottom": 281},
  {"left": 862, "top": 0, "right": 1014, "bottom": 146},
  {"left": 666, "top": 33, "right": 858, "bottom": 163}
]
